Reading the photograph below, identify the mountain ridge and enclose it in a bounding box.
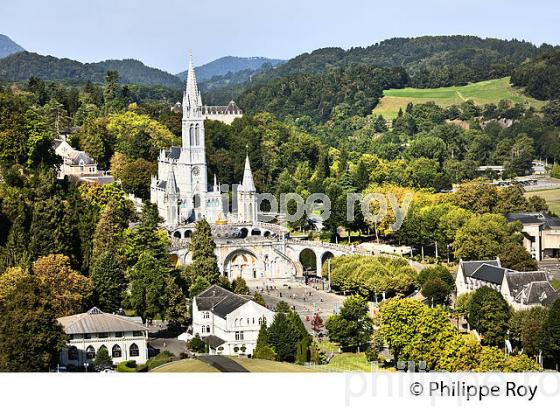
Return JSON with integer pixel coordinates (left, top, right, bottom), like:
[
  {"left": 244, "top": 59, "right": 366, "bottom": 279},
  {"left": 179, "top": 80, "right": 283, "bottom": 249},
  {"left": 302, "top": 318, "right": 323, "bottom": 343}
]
[{"left": 0, "top": 34, "right": 25, "bottom": 59}]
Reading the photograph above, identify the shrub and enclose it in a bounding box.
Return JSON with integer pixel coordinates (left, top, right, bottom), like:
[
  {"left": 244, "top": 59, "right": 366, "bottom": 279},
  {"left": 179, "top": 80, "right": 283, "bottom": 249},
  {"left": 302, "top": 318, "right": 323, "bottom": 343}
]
[
  {"left": 145, "top": 351, "right": 175, "bottom": 370},
  {"left": 116, "top": 360, "right": 137, "bottom": 372},
  {"left": 188, "top": 334, "right": 207, "bottom": 353}
]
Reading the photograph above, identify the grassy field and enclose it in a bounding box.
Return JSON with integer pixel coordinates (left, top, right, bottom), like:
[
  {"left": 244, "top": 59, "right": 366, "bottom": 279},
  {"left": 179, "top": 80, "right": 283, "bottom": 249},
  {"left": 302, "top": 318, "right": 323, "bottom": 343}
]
[
  {"left": 231, "top": 358, "right": 315, "bottom": 372},
  {"left": 373, "top": 77, "right": 545, "bottom": 120},
  {"left": 320, "top": 352, "right": 373, "bottom": 372},
  {"left": 151, "top": 359, "right": 219, "bottom": 373},
  {"left": 525, "top": 188, "right": 560, "bottom": 215}
]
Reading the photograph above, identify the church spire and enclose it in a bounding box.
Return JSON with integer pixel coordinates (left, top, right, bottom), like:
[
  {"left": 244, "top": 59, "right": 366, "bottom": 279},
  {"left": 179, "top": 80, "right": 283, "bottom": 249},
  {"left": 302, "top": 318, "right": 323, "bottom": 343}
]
[
  {"left": 166, "top": 167, "right": 178, "bottom": 195},
  {"left": 241, "top": 154, "right": 256, "bottom": 192},
  {"left": 185, "top": 51, "right": 201, "bottom": 110}
]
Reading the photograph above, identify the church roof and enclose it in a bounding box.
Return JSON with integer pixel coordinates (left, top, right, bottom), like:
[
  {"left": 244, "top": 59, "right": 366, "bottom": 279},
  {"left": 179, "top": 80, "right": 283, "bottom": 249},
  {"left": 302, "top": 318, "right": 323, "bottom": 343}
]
[
  {"left": 166, "top": 146, "right": 182, "bottom": 160},
  {"left": 57, "top": 307, "right": 147, "bottom": 335},
  {"left": 240, "top": 155, "right": 256, "bottom": 192},
  {"left": 194, "top": 285, "right": 252, "bottom": 319}
]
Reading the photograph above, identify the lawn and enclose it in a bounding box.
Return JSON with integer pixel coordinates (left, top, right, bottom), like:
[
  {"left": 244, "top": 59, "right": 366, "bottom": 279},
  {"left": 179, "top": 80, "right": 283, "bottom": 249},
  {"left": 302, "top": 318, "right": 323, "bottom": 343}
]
[
  {"left": 373, "top": 77, "right": 545, "bottom": 120},
  {"left": 231, "top": 358, "right": 315, "bottom": 372},
  {"left": 151, "top": 359, "right": 219, "bottom": 373},
  {"left": 320, "top": 352, "right": 372, "bottom": 372},
  {"left": 524, "top": 188, "right": 560, "bottom": 215}
]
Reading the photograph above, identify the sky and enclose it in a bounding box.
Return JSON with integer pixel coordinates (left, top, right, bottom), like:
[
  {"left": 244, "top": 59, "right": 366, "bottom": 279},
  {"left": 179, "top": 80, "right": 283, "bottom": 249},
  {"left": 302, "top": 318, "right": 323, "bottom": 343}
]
[{"left": 0, "top": 0, "right": 559, "bottom": 74}]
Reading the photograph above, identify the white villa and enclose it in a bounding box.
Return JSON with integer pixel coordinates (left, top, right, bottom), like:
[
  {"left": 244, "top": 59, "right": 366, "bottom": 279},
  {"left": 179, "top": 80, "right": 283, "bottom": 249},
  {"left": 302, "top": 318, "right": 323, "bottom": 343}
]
[
  {"left": 57, "top": 307, "right": 149, "bottom": 367},
  {"left": 455, "top": 259, "right": 558, "bottom": 310},
  {"left": 190, "top": 285, "right": 275, "bottom": 356},
  {"left": 53, "top": 137, "right": 113, "bottom": 184}
]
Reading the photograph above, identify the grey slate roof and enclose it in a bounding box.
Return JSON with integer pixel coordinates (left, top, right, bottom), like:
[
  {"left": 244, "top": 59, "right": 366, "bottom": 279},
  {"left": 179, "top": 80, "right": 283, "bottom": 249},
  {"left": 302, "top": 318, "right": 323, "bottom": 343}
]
[
  {"left": 470, "top": 264, "right": 508, "bottom": 285},
  {"left": 512, "top": 280, "right": 559, "bottom": 306},
  {"left": 195, "top": 285, "right": 251, "bottom": 319},
  {"left": 166, "top": 146, "right": 182, "bottom": 160},
  {"left": 57, "top": 307, "right": 148, "bottom": 335},
  {"left": 460, "top": 259, "right": 501, "bottom": 279},
  {"left": 203, "top": 335, "right": 226, "bottom": 349},
  {"left": 504, "top": 213, "right": 560, "bottom": 229},
  {"left": 505, "top": 271, "right": 548, "bottom": 295}
]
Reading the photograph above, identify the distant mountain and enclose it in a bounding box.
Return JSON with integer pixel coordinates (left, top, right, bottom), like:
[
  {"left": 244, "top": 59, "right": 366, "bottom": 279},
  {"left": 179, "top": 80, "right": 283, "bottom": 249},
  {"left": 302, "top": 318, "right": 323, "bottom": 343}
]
[
  {"left": 95, "top": 59, "right": 182, "bottom": 88},
  {"left": 0, "top": 34, "right": 25, "bottom": 59},
  {"left": 176, "top": 56, "right": 284, "bottom": 82},
  {"left": 0, "top": 52, "right": 183, "bottom": 88}
]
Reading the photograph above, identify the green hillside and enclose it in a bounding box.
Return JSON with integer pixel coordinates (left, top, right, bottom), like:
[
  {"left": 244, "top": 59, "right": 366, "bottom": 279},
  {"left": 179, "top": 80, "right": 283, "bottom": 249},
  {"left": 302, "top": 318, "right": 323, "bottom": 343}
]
[{"left": 373, "top": 77, "right": 545, "bottom": 120}]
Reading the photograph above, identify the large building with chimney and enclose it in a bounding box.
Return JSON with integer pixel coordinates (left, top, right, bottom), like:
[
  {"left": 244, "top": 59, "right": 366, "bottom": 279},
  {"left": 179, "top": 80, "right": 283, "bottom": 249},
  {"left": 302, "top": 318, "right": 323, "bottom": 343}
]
[{"left": 150, "top": 54, "right": 257, "bottom": 226}]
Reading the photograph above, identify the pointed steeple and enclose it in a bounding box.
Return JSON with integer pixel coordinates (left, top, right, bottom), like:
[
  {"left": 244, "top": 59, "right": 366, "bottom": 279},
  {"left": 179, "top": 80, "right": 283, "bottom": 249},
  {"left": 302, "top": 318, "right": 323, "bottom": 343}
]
[
  {"left": 166, "top": 167, "right": 178, "bottom": 195},
  {"left": 184, "top": 51, "right": 201, "bottom": 109},
  {"left": 241, "top": 154, "right": 256, "bottom": 192}
]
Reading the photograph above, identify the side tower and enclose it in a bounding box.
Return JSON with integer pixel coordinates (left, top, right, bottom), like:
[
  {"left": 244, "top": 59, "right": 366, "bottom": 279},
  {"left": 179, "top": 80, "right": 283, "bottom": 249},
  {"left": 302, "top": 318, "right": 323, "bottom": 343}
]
[{"left": 237, "top": 155, "right": 258, "bottom": 223}]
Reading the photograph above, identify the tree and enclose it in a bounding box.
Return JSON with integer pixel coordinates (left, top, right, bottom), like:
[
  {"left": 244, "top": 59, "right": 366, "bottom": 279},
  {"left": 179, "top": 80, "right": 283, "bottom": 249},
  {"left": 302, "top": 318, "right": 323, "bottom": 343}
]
[
  {"left": 93, "top": 346, "right": 113, "bottom": 370},
  {"left": 325, "top": 295, "right": 373, "bottom": 351},
  {"left": 454, "top": 214, "right": 522, "bottom": 260},
  {"left": 91, "top": 251, "right": 126, "bottom": 313},
  {"left": 423, "top": 278, "right": 451, "bottom": 306},
  {"left": 509, "top": 307, "right": 547, "bottom": 359},
  {"left": 468, "top": 287, "right": 512, "bottom": 347},
  {"left": 188, "top": 334, "right": 207, "bottom": 353},
  {"left": 126, "top": 252, "right": 169, "bottom": 320},
  {"left": 253, "top": 292, "right": 266, "bottom": 306},
  {"left": 188, "top": 276, "right": 211, "bottom": 298},
  {"left": 253, "top": 323, "right": 277, "bottom": 361},
  {"left": 189, "top": 219, "right": 220, "bottom": 284},
  {"left": 267, "top": 312, "right": 300, "bottom": 362},
  {"left": 32, "top": 254, "right": 93, "bottom": 317},
  {"left": 543, "top": 299, "right": 560, "bottom": 368},
  {"left": 0, "top": 266, "right": 29, "bottom": 305},
  {"left": 0, "top": 275, "right": 67, "bottom": 371},
  {"left": 454, "top": 292, "right": 473, "bottom": 316},
  {"left": 232, "top": 277, "right": 250, "bottom": 295},
  {"left": 122, "top": 201, "right": 168, "bottom": 265},
  {"left": 92, "top": 200, "right": 130, "bottom": 262},
  {"left": 165, "top": 276, "right": 189, "bottom": 328},
  {"left": 499, "top": 243, "right": 539, "bottom": 271}
]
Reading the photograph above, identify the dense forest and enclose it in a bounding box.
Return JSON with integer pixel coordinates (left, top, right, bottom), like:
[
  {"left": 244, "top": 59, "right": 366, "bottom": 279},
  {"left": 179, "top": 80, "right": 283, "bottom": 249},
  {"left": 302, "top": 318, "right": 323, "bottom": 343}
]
[
  {"left": 203, "top": 36, "right": 558, "bottom": 121},
  {"left": 511, "top": 50, "right": 560, "bottom": 100},
  {"left": 0, "top": 52, "right": 183, "bottom": 88}
]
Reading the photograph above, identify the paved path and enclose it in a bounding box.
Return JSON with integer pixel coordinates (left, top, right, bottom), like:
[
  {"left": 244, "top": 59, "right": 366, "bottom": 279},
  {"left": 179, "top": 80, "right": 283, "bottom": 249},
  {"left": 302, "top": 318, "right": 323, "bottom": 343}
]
[
  {"left": 249, "top": 281, "right": 346, "bottom": 332},
  {"left": 198, "top": 355, "right": 249, "bottom": 372}
]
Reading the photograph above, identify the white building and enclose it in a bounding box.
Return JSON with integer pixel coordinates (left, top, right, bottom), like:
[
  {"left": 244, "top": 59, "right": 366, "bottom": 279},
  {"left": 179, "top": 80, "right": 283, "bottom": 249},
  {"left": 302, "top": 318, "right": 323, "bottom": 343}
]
[
  {"left": 57, "top": 307, "right": 149, "bottom": 368},
  {"left": 504, "top": 213, "right": 560, "bottom": 261},
  {"left": 191, "top": 285, "right": 275, "bottom": 356},
  {"left": 151, "top": 54, "right": 257, "bottom": 227},
  {"left": 455, "top": 259, "right": 558, "bottom": 310},
  {"left": 172, "top": 100, "right": 243, "bottom": 125}
]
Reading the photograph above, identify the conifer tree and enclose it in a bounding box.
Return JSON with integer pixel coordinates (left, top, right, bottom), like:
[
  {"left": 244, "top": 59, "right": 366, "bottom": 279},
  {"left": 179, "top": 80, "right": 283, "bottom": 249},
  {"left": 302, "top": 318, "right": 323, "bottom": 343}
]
[
  {"left": 189, "top": 219, "right": 220, "bottom": 283},
  {"left": 91, "top": 251, "right": 126, "bottom": 313}
]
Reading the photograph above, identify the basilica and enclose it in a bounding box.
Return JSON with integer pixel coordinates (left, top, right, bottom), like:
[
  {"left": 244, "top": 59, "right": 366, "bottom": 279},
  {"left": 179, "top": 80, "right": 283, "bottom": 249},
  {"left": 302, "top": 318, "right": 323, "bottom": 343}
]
[{"left": 150, "top": 55, "right": 258, "bottom": 227}]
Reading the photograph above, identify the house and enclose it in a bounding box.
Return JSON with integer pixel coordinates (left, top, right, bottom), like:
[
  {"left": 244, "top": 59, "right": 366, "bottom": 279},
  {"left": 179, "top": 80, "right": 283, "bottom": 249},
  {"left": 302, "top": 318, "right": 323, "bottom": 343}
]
[
  {"left": 455, "top": 259, "right": 558, "bottom": 310},
  {"left": 504, "top": 213, "right": 560, "bottom": 261},
  {"left": 57, "top": 307, "right": 149, "bottom": 368},
  {"left": 190, "top": 285, "right": 275, "bottom": 355},
  {"left": 53, "top": 138, "right": 113, "bottom": 184}
]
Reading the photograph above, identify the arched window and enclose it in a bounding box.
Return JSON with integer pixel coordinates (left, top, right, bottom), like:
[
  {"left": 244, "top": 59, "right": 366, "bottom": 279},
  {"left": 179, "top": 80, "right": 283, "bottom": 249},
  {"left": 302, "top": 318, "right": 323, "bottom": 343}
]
[
  {"left": 112, "top": 344, "right": 122, "bottom": 358},
  {"left": 130, "top": 343, "right": 139, "bottom": 357},
  {"left": 235, "top": 319, "right": 238, "bottom": 327},
  {"left": 206, "top": 325, "right": 210, "bottom": 333},
  {"left": 68, "top": 346, "right": 79, "bottom": 361},
  {"left": 195, "top": 124, "right": 200, "bottom": 146},
  {"left": 86, "top": 345, "right": 96, "bottom": 360},
  {"left": 189, "top": 124, "right": 195, "bottom": 145}
]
